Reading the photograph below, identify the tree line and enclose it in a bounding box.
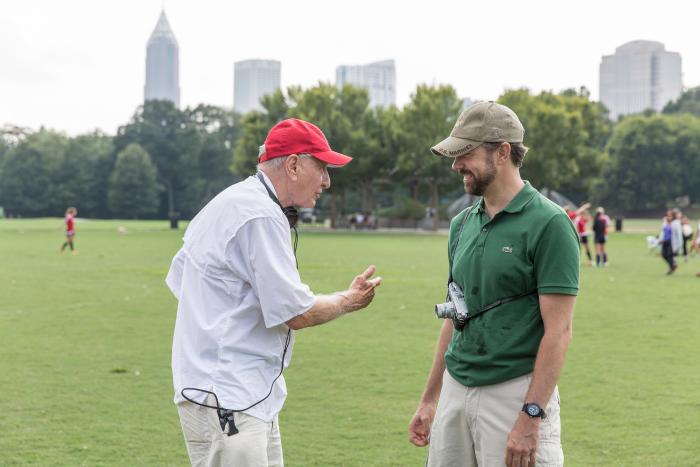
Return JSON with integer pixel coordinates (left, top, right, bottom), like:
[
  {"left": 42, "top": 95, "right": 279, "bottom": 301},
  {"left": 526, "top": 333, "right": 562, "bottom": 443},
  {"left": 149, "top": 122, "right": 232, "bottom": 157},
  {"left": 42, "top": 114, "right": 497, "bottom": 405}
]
[{"left": 1, "top": 84, "right": 700, "bottom": 224}]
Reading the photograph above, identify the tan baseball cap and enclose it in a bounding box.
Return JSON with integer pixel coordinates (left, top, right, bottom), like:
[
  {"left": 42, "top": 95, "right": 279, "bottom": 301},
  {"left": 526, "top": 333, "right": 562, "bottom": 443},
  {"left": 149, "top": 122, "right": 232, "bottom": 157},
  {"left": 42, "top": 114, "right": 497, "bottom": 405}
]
[{"left": 431, "top": 101, "right": 525, "bottom": 158}]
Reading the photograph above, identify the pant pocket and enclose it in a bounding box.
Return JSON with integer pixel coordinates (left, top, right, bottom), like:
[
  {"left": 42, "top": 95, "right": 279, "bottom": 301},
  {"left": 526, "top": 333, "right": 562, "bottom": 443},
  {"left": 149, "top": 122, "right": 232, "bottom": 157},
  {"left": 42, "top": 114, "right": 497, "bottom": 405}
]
[{"left": 536, "top": 439, "right": 563, "bottom": 467}]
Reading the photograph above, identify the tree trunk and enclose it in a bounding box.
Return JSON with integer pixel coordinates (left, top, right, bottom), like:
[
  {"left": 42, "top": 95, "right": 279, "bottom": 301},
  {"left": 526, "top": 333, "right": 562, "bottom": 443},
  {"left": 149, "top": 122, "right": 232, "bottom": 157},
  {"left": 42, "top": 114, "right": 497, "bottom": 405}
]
[
  {"left": 431, "top": 181, "right": 439, "bottom": 231},
  {"left": 330, "top": 191, "right": 337, "bottom": 229},
  {"left": 410, "top": 179, "right": 419, "bottom": 200},
  {"left": 166, "top": 180, "right": 178, "bottom": 230},
  {"left": 361, "top": 182, "right": 369, "bottom": 213}
]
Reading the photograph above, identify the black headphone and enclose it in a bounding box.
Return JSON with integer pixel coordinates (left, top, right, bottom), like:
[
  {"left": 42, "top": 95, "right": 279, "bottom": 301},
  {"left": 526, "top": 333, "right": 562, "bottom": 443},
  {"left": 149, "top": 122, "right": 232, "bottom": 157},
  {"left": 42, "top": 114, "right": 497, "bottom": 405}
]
[{"left": 256, "top": 172, "right": 299, "bottom": 229}]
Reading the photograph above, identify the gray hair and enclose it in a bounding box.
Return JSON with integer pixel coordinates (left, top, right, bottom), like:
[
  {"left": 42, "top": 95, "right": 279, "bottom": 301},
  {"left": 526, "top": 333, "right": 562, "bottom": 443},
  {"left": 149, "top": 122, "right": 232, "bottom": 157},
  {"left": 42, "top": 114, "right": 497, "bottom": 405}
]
[{"left": 257, "top": 153, "right": 313, "bottom": 172}]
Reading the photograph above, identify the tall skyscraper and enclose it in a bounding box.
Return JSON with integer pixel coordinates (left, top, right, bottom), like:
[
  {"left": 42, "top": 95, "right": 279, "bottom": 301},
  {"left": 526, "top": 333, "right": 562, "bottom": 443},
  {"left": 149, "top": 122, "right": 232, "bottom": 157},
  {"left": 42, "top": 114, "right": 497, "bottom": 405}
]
[
  {"left": 144, "top": 10, "right": 180, "bottom": 107},
  {"left": 233, "top": 60, "right": 281, "bottom": 114},
  {"left": 599, "top": 40, "right": 682, "bottom": 120},
  {"left": 335, "top": 60, "right": 396, "bottom": 108}
]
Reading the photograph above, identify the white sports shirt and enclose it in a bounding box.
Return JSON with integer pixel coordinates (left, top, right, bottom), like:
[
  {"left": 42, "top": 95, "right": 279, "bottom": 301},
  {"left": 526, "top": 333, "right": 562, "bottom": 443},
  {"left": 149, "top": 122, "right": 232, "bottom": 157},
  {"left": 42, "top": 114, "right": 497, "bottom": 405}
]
[{"left": 166, "top": 172, "right": 315, "bottom": 422}]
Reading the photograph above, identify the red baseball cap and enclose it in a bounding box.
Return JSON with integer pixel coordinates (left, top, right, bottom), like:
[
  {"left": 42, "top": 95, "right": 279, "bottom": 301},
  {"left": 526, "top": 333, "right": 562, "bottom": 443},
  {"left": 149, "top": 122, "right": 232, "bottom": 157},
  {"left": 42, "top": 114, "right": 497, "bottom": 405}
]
[{"left": 258, "top": 118, "right": 353, "bottom": 167}]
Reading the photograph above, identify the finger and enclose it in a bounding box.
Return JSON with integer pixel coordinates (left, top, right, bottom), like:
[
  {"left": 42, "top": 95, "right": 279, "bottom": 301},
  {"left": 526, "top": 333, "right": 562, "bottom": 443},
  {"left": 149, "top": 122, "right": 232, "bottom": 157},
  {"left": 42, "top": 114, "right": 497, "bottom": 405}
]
[
  {"left": 505, "top": 449, "right": 514, "bottom": 467},
  {"left": 358, "top": 265, "right": 376, "bottom": 280},
  {"left": 367, "top": 277, "right": 382, "bottom": 287},
  {"left": 529, "top": 450, "right": 536, "bottom": 466},
  {"left": 409, "top": 435, "right": 427, "bottom": 447}
]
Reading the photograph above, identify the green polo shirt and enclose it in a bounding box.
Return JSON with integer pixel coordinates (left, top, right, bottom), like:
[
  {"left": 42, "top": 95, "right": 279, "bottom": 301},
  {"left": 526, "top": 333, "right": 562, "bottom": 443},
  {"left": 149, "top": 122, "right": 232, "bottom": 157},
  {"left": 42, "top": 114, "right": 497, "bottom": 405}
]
[{"left": 444, "top": 181, "right": 579, "bottom": 387}]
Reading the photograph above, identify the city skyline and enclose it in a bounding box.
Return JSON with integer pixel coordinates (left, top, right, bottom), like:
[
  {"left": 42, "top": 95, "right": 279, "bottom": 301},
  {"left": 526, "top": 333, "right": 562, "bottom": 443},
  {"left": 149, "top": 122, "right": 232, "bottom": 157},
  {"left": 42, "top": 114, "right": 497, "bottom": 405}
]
[
  {"left": 144, "top": 10, "right": 180, "bottom": 107},
  {"left": 233, "top": 59, "right": 281, "bottom": 114},
  {"left": 599, "top": 40, "right": 682, "bottom": 120},
  {"left": 2, "top": 0, "right": 699, "bottom": 135},
  {"left": 336, "top": 60, "right": 396, "bottom": 108}
]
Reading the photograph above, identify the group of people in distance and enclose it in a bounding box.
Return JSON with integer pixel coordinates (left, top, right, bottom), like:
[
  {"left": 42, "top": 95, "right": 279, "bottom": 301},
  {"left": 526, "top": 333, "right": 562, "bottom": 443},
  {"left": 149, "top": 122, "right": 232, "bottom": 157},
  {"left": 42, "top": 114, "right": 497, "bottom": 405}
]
[
  {"left": 566, "top": 203, "right": 611, "bottom": 267},
  {"left": 347, "top": 211, "right": 377, "bottom": 230},
  {"left": 658, "top": 208, "right": 700, "bottom": 276}
]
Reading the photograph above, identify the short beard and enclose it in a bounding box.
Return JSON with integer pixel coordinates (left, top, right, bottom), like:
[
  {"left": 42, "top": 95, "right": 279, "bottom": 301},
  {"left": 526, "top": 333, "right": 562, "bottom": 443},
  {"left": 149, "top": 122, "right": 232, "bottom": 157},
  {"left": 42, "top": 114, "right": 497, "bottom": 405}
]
[{"left": 464, "top": 154, "right": 497, "bottom": 196}]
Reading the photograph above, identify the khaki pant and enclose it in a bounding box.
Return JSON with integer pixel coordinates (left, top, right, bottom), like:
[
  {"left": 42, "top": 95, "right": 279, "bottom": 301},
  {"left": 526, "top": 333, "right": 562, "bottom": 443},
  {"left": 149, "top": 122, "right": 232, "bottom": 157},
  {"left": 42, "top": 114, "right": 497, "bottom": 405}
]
[
  {"left": 177, "top": 396, "right": 283, "bottom": 467},
  {"left": 427, "top": 371, "right": 563, "bottom": 467}
]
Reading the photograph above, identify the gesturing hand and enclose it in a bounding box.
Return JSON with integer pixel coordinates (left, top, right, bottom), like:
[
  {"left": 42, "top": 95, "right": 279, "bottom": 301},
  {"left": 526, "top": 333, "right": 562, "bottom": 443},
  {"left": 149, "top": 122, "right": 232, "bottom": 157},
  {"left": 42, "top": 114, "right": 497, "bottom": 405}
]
[{"left": 344, "top": 265, "right": 382, "bottom": 312}]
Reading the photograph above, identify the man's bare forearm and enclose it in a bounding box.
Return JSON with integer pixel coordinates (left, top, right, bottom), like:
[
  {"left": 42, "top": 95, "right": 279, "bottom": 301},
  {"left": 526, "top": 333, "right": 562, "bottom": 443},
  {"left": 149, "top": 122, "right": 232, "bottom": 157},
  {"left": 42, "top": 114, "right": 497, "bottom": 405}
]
[
  {"left": 419, "top": 320, "right": 453, "bottom": 405},
  {"left": 524, "top": 325, "right": 572, "bottom": 406},
  {"left": 286, "top": 293, "right": 352, "bottom": 330}
]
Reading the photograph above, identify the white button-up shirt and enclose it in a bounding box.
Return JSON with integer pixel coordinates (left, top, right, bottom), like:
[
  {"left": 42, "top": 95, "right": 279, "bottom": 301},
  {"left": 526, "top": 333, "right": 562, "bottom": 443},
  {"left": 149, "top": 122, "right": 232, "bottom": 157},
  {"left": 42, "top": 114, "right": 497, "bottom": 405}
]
[{"left": 166, "top": 173, "right": 315, "bottom": 422}]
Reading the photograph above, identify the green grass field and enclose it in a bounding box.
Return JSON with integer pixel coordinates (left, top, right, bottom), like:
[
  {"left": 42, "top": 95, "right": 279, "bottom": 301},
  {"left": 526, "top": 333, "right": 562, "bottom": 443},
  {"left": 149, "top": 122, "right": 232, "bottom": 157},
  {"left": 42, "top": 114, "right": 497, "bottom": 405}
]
[{"left": 1, "top": 218, "right": 699, "bottom": 466}]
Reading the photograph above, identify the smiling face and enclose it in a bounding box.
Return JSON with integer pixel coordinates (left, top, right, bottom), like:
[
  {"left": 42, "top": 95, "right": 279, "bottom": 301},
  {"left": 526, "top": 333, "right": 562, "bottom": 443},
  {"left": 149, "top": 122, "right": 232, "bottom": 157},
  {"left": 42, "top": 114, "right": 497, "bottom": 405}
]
[
  {"left": 289, "top": 155, "right": 331, "bottom": 208},
  {"left": 450, "top": 145, "right": 498, "bottom": 196}
]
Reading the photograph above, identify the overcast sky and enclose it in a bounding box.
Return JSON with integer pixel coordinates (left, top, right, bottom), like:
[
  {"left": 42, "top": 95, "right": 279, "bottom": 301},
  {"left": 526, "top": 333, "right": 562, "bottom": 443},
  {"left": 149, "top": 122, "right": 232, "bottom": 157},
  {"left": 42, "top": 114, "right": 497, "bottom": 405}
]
[{"left": 1, "top": 0, "right": 698, "bottom": 136}]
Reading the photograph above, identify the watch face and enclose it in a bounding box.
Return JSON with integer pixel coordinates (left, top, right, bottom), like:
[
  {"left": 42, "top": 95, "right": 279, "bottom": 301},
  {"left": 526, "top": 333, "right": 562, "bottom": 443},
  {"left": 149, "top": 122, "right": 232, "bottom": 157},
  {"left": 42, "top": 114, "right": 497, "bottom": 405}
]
[{"left": 527, "top": 405, "right": 540, "bottom": 416}]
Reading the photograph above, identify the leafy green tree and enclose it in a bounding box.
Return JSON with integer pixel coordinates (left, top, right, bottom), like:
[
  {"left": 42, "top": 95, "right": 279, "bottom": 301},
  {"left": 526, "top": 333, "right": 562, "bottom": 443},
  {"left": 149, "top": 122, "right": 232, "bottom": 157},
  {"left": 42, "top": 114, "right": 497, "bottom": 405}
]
[
  {"left": 232, "top": 89, "right": 289, "bottom": 178},
  {"left": 186, "top": 105, "right": 241, "bottom": 211},
  {"left": 107, "top": 143, "right": 161, "bottom": 218},
  {"left": 663, "top": 86, "right": 700, "bottom": 117},
  {"left": 354, "top": 105, "right": 401, "bottom": 212},
  {"left": 498, "top": 88, "right": 610, "bottom": 201},
  {"left": 54, "top": 132, "right": 115, "bottom": 218},
  {"left": 0, "top": 129, "right": 69, "bottom": 216},
  {"left": 289, "top": 83, "right": 374, "bottom": 226},
  {"left": 397, "top": 84, "right": 462, "bottom": 230},
  {"left": 115, "top": 100, "right": 200, "bottom": 220},
  {"left": 597, "top": 114, "right": 700, "bottom": 209}
]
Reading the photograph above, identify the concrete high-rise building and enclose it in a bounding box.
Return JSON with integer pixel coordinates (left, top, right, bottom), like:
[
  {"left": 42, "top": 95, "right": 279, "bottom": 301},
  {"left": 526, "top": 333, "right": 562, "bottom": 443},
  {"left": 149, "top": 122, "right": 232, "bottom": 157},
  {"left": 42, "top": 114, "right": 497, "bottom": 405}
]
[
  {"left": 233, "top": 60, "right": 281, "bottom": 114},
  {"left": 599, "top": 40, "right": 682, "bottom": 120},
  {"left": 335, "top": 60, "right": 396, "bottom": 108},
  {"left": 144, "top": 10, "right": 180, "bottom": 107}
]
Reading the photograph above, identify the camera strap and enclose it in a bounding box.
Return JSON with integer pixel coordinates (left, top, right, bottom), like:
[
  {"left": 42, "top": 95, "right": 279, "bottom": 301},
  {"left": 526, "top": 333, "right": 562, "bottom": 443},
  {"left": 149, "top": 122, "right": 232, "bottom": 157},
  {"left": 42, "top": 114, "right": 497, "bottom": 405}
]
[
  {"left": 467, "top": 289, "right": 538, "bottom": 322},
  {"left": 447, "top": 205, "right": 538, "bottom": 323},
  {"left": 447, "top": 207, "right": 472, "bottom": 286}
]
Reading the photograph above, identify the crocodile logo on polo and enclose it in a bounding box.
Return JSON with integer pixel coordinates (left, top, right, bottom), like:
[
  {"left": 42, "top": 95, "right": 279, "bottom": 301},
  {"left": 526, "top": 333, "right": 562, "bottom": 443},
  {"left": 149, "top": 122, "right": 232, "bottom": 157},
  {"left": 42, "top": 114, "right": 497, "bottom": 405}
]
[{"left": 502, "top": 246, "right": 513, "bottom": 253}]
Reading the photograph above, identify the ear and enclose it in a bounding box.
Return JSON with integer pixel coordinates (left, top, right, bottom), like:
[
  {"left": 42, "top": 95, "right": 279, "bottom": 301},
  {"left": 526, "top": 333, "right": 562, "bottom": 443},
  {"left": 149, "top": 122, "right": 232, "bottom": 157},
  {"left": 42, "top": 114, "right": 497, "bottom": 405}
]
[
  {"left": 284, "top": 154, "right": 301, "bottom": 181},
  {"left": 496, "top": 142, "right": 512, "bottom": 165}
]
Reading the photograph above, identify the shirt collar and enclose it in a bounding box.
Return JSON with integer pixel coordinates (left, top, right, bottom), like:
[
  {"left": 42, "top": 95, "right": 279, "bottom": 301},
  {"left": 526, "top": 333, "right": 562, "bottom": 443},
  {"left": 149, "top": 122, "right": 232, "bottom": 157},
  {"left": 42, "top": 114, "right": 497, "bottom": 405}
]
[
  {"left": 256, "top": 171, "right": 279, "bottom": 198},
  {"left": 473, "top": 181, "right": 536, "bottom": 215},
  {"left": 502, "top": 181, "right": 537, "bottom": 214}
]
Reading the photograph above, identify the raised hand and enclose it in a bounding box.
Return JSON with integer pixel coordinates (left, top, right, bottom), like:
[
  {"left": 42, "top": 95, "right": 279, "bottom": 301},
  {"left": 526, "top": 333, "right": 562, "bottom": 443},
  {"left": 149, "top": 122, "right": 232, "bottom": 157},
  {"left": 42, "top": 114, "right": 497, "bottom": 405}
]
[{"left": 344, "top": 265, "right": 382, "bottom": 312}]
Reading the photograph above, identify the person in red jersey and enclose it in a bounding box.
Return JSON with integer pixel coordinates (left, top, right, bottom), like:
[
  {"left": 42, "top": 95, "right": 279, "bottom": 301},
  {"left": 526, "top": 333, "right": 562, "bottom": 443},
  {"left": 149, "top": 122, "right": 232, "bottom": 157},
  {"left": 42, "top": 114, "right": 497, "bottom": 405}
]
[
  {"left": 564, "top": 202, "right": 590, "bottom": 222},
  {"left": 60, "top": 207, "right": 78, "bottom": 253},
  {"left": 576, "top": 210, "right": 594, "bottom": 266}
]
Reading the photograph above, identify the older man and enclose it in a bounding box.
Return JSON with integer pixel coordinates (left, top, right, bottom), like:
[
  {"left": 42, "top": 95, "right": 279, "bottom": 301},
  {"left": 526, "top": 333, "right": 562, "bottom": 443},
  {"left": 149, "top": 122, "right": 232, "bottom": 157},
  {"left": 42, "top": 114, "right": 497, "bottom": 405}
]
[
  {"left": 408, "top": 102, "right": 579, "bottom": 467},
  {"left": 166, "top": 118, "right": 381, "bottom": 466}
]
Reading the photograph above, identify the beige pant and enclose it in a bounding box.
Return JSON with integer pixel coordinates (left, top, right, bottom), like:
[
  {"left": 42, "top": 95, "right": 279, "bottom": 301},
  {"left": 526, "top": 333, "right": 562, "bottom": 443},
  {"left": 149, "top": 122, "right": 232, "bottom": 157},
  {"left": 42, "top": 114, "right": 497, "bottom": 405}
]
[
  {"left": 427, "top": 371, "right": 563, "bottom": 467},
  {"left": 177, "top": 396, "right": 283, "bottom": 467}
]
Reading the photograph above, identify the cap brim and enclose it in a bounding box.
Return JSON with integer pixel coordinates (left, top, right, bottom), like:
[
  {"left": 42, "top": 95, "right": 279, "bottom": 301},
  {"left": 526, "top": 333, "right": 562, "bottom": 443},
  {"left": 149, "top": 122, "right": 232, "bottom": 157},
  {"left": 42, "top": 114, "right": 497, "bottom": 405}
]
[
  {"left": 311, "top": 150, "right": 353, "bottom": 168},
  {"left": 430, "top": 136, "right": 482, "bottom": 158}
]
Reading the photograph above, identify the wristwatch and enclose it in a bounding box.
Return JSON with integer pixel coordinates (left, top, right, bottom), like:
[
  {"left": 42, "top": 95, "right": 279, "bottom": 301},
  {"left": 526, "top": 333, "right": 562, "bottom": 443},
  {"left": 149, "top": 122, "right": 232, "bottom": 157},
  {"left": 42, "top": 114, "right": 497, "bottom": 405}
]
[{"left": 522, "top": 402, "right": 546, "bottom": 419}]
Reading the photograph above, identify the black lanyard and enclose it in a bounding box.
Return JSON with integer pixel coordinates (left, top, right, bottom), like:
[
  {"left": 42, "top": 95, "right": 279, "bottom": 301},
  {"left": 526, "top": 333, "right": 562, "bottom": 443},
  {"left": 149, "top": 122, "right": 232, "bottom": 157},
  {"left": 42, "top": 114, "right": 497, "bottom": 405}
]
[{"left": 448, "top": 206, "right": 537, "bottom": 324}]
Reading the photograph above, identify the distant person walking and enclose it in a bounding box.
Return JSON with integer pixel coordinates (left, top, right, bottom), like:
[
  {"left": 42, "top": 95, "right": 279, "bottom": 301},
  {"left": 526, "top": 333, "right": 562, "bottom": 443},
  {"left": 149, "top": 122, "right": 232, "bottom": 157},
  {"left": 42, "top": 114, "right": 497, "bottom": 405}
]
[
  {"left": 60, "top": 207, "right": 78, "bottom": 254},
  {"left": 576, "top": 210, "right": 594, "bottom": 266},
  {"left": 670, "top": 209, "right": 683, "bottom": 261},
  {"left": 592, "top": 207, "right": 610, "bottom": 267},
  {"left": 689, "top": 218, "right": 700, "bottom": 257},
  {"left": 660, "top": 212, "right": 677, "bottom": 275},
  {"left": 681, "top": 215, "right": 693, "bottom": 262}
]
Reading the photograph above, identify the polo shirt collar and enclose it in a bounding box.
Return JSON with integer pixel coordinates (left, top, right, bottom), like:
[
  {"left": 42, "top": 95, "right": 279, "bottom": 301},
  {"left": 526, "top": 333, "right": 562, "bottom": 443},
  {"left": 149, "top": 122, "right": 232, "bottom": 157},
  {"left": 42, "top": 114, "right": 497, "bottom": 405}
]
[
  {"left": 473, "top": 181, "right": 537, "bottom": 215},
  {"left": 503, "top": 181, "right": 537, "bottom": 214}
]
